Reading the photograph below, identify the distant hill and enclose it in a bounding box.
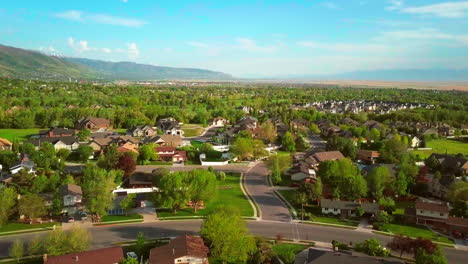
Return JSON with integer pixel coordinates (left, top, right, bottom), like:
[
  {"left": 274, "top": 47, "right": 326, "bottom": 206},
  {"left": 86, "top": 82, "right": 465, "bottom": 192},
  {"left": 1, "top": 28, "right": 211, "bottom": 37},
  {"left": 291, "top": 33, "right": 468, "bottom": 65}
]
[
  {"left": 0, "top": 44, "right": 233, "bottom": 81},
  {"left": 66, "top": 57, "right": 232, "bottom": 80}
]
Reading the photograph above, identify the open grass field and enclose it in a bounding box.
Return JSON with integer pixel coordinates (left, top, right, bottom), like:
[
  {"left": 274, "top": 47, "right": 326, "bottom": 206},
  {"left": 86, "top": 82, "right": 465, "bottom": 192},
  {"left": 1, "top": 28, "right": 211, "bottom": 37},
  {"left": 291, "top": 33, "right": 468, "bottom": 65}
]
[
  {"left": 0, "top": 128, "right": 42, "bottom": 141},
  {"left": 181, "top": 124, "right": 204, "bottom": 137},
  {"left": 380, "top": 223, "right": 454, "bottom": 244},
  {"left": 100, "top": 213, "right": 143, "bottom": 223},
  {"left": 272, "top": 243, "right": 308, "bottom": 263},
  {"left": 157, "top": 173, "right": 254, "bottom": 218},
  {"left": 411, "top": 138, "right": 468, "bottom": 159},
  {"left": 0, "top": 222, "right": 57, "bottom": 235}
]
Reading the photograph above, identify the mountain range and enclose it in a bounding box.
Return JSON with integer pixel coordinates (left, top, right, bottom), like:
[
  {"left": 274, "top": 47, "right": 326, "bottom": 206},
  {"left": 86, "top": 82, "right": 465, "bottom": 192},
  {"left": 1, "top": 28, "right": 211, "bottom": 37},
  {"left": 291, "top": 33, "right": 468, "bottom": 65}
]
[{"left": 0, "top": 44, "right": 232, "bottom": 81}]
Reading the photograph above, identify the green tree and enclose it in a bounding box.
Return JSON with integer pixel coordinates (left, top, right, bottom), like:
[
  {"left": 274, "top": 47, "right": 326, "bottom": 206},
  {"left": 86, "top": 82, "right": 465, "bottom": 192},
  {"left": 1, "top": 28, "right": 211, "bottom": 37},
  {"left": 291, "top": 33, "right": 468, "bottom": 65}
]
[
  {"left": 65, "top": 225, "right": 91, "bottom": 253},
  {"left": 135, "top": 232, "right": 146, "bottom": 257},
  {"left": 258, "top": 120, "right": 277, "bottom": 143},
  {"left": 393, "top": 170, "right": 408, "bottom": 196},
  {"left": 0, "top": 187, "right": 17, "bottom": 227},
  {"left": 231, "top": 137, "right": 267, "bottom": 161},
  {"left": 18, "top": 194, "right": 46, "bottom": 220},
  {"left": 188, "top": 169, "right": 218, "bottom": 212},
  {"left": 201, "top": 206, "right": 256, "bottom": 264},
  {"left": 378, "top": 197, "right": 396, "bottom": 213},
  {"left": 366, "top": 166, "right": 392, "bottom": 199},
  {"left": 9, "top": 239, "right": 24, "bottom": 263},
  {"left": 296, "top": 191, "right": 307, "bottom": 222},
  {"left": 76, "top": 145, "right": 94, "bottom": 163},
  {"left": 56, "top": 148, "right": 71, "bottom": 161},
  {"left": 77, "top": 129, "right": 91, "bottom": 141},
  {"left": 450, "top": 201, "right": 468, "bottom": 217},
  {"left": 28, "top": 236, "right": 44, "bottom": 256},
  {"left": 43, "top": 226, "right": 90, "bottom": 256},
  {"left": 415, "top": 248, "right": 448, "bottom": 264},
  {"left": 355, "top": 238, "right": 390, "bottom": 257},
  {"left": 138, "top": 143, "right": 157, "bottom": 164},
  {"left": 81, "top": 164, "right": 118, "bottom": 219},
  {"left": 295, "top": 134, "right": 309, "bottom": 152},
  {"left": 425, "top": 155, "right": 441, "bottom": 171},
  {"left": 97, "top": 144, "right": 120, "bottom": 170},
  {"left": 153, "top": 171, "right": 190, "bottom": 214},
  {"left": 282, "top": 132, "right": 296, "bottom": 152},
  {"left": 120, "top": 258, "right": 139, "bottom": 264},
  {"left": 120, "top": 194, "right": 136, "bottom": 215},
  {"left": 30, "top": 174, "right": 49, "bottom": 194},
  {"left": 447, "top": 181, "right": 468, "bottom": 202},
  {"left": 379, "top": 138, "right": 407, "bottom": 163},
  {"left": 310, "top": 123, "right": 320, "bottom": 134}
]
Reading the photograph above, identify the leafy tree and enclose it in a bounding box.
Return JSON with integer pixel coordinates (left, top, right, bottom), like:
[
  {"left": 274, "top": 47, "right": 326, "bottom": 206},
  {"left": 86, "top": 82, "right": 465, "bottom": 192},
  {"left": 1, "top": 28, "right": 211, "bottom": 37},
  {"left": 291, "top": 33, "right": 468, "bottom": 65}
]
[
  {"left": 43, "top": 226, "right": 90, "bottom": 256},
  {"left": 0, "top": 187, "right": 17, "bottom": 227},
  {"left": 433, "top": 171, "right": 442, "bottom": 181},
  {"left": 370, "top": 128, "right": 381, "bottom": 141},
  {"left": 120, "top": 194, "right": 136, "bottom": 215},
  {"left": 200, "top": 143, "right": 215, "bottom": 153},
  {"left": 135, "top": 232, "right": 146, "bottom": 257},
  {"left": 201, "top": 206, "right": 256, "bottom": 264},
  {"left": 249, "top": 237, "right": 274, "bottom": 264},
  {"left": 296, "top": 191, "right": 307, "bottom": 221},
  {"left": 258, "top": 120, "right": 277, "bottom": 143},
  {"left": 76, "top": 145, "right": 94, "bottom": 162},
  {"left": 81, "top": 164, "right": 118, "bottom": 219},
  {"left": 299, "top": 180, "right": 322, "bottom": 202},
  {"left": 271, "top": 157, "right": 282, "bottom": 185},
  {"left": 152, "top": 167, "right": 170, "bottom": 186},
  {"left": 12, "top": 169, "right": 35, "bottom": 193},
  {"left": 77, "top": 128, "right": 91, "bottom": 141},
  {"left": 188, "top": 169, "right": 218, "bottom": 212},
  {"left": 387, "top": 235, "right": 414, "bottom": 258},
  {"left": 65, "top": 225, "right": 91, "bottom": 253},
  {"left": 231, "top": 137, "right": 267, "bottom": 160},
  {"left": 56, "top": 148, "right": 71, "bottom": 161},
  {"left": 28, "top": 236, "right": 44, "bottom": 256},
  {"left": 18, "top": 194, "right": 46, "bottom": 220},
  {"left": 318, "top": 159, "right": 367, "bottom": 200},
  {"left": 295, "top": 134, "right": 309, "bottom": 152},
  {"left": 378, "top": 197, "right": 396, "bottom": 213},
  {"left": 415, "top": 247, "right": 448, "bottom": 264},
  {"left": 379, "top": 138, "right": 407, "bottom": 163},
  {"left": 97, "top": 144, "right": 120, "bottom": 170},
  {"left": 138, "top": 143, "right": 157, "bottom": 164},
  {"left": 326, "top": 135, "right": 356, "bottom": 159},
  {"left": 375, "top": 211, "right": 393, "bottom": 225},
  {"left": 450, "top": 201, "right": 468, "bottom": 217},
  {"left": 9, "top": 239, "right": 24, "bottom": 263},
  {"left": 120, "top": 258, "right": 139, "bottom": 264},
  {"left": 0, "top": 151, "right": 19, "bottom": 169},
  {"left": 30, "top": 174, "right": 49, "bottom": 194},
  {"left": 366, "top": 166, "right": 392, "bottom": 199},
  {"left": 153, "top": 171, "right": 190, "bottom": 214},
  {"left": 393, "top": 170, "right": 408, "bottom": 196},
  {"left": 117, "top": 152, "right": 136, "bottom": 177},
  {"left": 310, "top": 123, "right": 320, "bottom": 134},
  {"left": 447, "top": 181, "right": 468, "bottom": 202},
  {"left": 282, "top": 132, "right": 296, "bottom": 152},
  {"left": 355, "top": 238, "right": 390, "bottom": 257}
]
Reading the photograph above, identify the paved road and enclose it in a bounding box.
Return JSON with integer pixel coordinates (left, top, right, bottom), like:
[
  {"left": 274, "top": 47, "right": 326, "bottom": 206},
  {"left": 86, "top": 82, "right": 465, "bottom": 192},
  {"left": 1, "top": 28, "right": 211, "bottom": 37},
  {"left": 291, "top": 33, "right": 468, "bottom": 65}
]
[
  {"left": 0, "top": 220, "right": 465, "bottom": 263},
  {"left": 244, "top": 163, "right": 292, "bottom": 222}
]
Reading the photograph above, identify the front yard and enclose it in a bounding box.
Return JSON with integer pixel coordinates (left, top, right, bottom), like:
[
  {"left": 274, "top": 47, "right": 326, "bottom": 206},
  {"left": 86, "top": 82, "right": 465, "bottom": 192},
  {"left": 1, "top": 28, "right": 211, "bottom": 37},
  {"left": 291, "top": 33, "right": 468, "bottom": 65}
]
[
  {"left": 0, "top": 222, "right": 58, "bottom": 236},
  {"left": 379, "top": 223, "right": 454, "bottom": 244},
  {"left": 411, "top": 138, "right": 468, "bottom": 159},
  {"left": 157, "top": 173, "right": 254, "bottom": 218}
]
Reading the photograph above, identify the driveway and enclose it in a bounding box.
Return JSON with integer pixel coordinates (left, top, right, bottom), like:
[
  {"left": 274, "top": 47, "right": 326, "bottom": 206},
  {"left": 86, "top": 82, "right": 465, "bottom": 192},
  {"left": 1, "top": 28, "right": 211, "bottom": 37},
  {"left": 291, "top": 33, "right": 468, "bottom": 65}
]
[{"left": 244, "top": 162, "right": 292, "bottom": 222}]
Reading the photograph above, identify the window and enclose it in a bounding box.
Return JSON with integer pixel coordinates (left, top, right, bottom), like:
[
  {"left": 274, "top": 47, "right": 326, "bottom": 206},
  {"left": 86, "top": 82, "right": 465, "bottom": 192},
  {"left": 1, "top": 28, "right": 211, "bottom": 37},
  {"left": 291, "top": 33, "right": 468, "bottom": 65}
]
[
  {"left": 334, "top": 208, "right": 338, "bottom": 212},
  {"left": 440, "top": 213, "right": 444, "bottom": 216},
  {"left": 420, "top": 210, "right": 424, "bottom": 214}
]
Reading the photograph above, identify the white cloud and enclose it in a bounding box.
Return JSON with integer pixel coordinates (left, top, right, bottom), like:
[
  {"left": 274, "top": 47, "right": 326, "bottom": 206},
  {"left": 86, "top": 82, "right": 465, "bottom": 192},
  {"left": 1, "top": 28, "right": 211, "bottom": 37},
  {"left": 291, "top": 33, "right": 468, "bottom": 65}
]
[
  {"left": 55, "top": 10, "right": 82, "bottom": 21},
  {"left": 122, "top": 0, "right": 128, "bottom": 3},
  {"left": 127, "top": 43, "right": 139, "bottom": 58},
  {"left": 235, "top": 38, "right": 277, "bottom": 53},
  {"left": 39, "top": 46, "right": 60, "bottom": 55},
  {"left": 68, "top": 37, "right": 92, "bottom": 53},
  {"left": 379, "top": 28, "right": 468, "bottom": 45},
  {"left": 188, "top": 41, "right": 211, "bottom": 48},
  {"left": 322, "top": 2, "right": 339, "bottom": 9},
  {"left": 102, "top": 48, "right": 112, "bottom": 53},
  {"left": 387, "top": 1, "right": 468, "bottom": 18},
  {"left": 55, "top": 10, "right": 146, "bottom": 27},
  {"left": 297, "top": 41, "right": 392, "bottom": 53}
]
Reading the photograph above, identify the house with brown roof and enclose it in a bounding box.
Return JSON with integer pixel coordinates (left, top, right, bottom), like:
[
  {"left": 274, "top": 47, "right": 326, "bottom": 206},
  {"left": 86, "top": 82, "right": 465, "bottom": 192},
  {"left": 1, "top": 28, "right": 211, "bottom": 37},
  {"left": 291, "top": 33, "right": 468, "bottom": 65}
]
[
  {"left": 155, "top": 146, "right": 187, "bottom": 163},
  {"left": 144, "top": 135, "right": 183, "bottom": 147},
  {"left": 290, "top": 151, "right": 345, "bottom": 181},
  {"left": 60, "top": 184, "right": 82, "bottom": 208},
  {"left": 148, "top": 235, "right": 209, "bottom": 264},
  {"left": 75, "top": 117, "right": 111, "bottom": 132},
  {"left": 128, "top": 125, "right": 157, "bottom": 137},
  {"left": 39, "top": 127, "right": 76, "bottom": 138},
  {"left": 0, "top": 137, "right": 13, "bottom": 151},
  {"left": 117, "top": 142, "right": 139, "bottom": 154},
  {"left": 357, "top": 150, "right": 380, "bottom": 164},
  {"left": 210, "top": 117, "right": 229, "bottom": 127},
  {"left": 43, "top": 246, "right": 124, "bottom": 264},
  {"left": 320, "top": 198, "right": 380, "bottom": 218}
]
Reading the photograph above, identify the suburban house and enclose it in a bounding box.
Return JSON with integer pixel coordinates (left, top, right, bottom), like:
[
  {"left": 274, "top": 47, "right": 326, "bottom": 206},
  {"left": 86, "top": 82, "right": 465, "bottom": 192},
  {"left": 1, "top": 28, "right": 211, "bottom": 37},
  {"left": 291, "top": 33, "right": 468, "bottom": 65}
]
[
  {"left": 290, "top": 119, "right": 310, "bottom": 131},
  {"left": 128, "top": 173, "right": 153, "bottom": 188},
  {"left": 26, "top": 136, "right": 80, "bottom": 151},
  {"left": 60, "top": 184, "right": 82, "bottom": 211},
  {"left": 405, "top": 200, "right": 468, "bottom": 236},
  {"left": 75, "top": 117, "right": 111, "bottom": 131},
  {"left": 155, "top": 146, "right": 187, "bottom": 163},
  {"left": 88, "top": 137, "right": 113, "bottom": 153},
  {"left": 290, "top": 151, "right": 345, "bottom": 181},
  {"left": 148, "top": 235, "right": 209, "bottom": 264},
  {"left": 357, "top": 150, "right": 380, "bottom": 164},
  {"left": 0, "top": 137, "right": 13, "bottom": 150},
  {"left": 144, "top": 134, "right": 183, "bottom": 147},
  {"left": 305, "top": 248, "right": 403, "bottom": 264},
  {"left": 156, "top": 117, "right": 183, "bottom": 135},
  {"left": 43, "top": 247, "right": 124, "bottom": 264},
  {"left": 410, "top": 136, "right": 421, "bottom": 148},
  {"left": 127, "top": 125, "right": 157, "bottom": 137},
  {"left": 233, "top": 116, "right": 258, "bottom": 131},
  {"left": 117, "top": 142, "right": 139, "bottom": 154},
  {"left": 9, "top": 155, "right": 36, "bottom": 175},
  {"left": 320, "top": 198, "right": 380, "bottom": 218},
  {"left": 39, "top": 127, "right": 76, "bottom": 138},
  {"left": 363, "top": 120, "right": 384, "bottom": 130},
  {"left": 210, "top": 117, "right": 229, "bottom": 127},
  {"left": 427, "top": 154, "right": 468, "bottom": 176}
]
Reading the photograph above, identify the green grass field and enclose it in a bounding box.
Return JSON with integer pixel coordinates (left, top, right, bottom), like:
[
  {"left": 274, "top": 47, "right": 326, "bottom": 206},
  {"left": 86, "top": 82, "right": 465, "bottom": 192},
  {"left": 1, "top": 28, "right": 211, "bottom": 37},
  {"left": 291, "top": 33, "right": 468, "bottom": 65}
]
[
  {"left": 412, "top": 138, "right": 468, "bottom": 159},
  {"left": 157, "top": 173, "right": 254, "bottom": 218},
  {"left": 0, "top": 222, "right": 57, "bottom": 234},
  {"left": 0, "top": 128, "right": 42, "bottom": 141},
  {"left": 181, "top": 124, "right": 204, "bottom": 137},
  {"left": 272, "top": 243, "right": 308, "bottom": 263},
  {"left": 381, "top": 223, "right": 454, "bottom": 244}
]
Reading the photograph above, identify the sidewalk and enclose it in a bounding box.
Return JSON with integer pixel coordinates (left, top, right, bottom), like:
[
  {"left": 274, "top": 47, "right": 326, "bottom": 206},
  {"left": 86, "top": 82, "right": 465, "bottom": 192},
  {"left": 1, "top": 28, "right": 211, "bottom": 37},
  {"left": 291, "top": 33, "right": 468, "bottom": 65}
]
[
  {"left": 132, "top": 207, "right": 158, "bottom": 223},
  {"left": 355, "top": 218, "right": 373, "bottom": 233}
]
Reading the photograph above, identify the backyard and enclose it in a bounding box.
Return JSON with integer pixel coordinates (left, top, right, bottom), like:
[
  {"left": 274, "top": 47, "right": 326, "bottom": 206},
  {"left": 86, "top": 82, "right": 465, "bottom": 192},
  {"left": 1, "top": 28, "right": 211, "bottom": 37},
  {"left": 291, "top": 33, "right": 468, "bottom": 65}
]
[
  {"left": 157, "top": 173, "right": 254, "bottom": 218},
  {"left": 0, "top": 128, "right": 42, "bottom": 141},
  {"left": 411, "top": 138, "right": 468, "bottom": 159},
  {"left": 181, "top": 124, "right": 205, "bottom": 137}
]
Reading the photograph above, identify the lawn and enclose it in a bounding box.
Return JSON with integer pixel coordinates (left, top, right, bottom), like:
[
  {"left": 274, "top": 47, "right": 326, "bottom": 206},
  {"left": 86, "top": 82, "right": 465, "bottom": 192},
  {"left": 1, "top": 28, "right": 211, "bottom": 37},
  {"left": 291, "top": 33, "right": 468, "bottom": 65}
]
[
  {"left": 113, "top": 128, "right": 128, "bottom": 135},
  {"left": 0, "top": 257, "right": 42, "bottom": 264},
  {"left": 380, "top": 223, "right": 454, "bottom": 244},
  {"left": 411, "top": 138, "right": 468, "bottom": 159},
  {"left": 190, "top": 140, "right": 205, "bottom": 149},
  {"left": 100, "top": 213, "right": 143, "bottom": 223},
  {"left": 181, "top": 124, "right": 204, "bottom": 137},
  {"left": 272, "top": 243, "right": 308, "bottom": 263},
  {"left": 0, "top": 128, "right": 42, "bottom": 141},
  {"left": 0, "top": 222, "right": 57, "bottom": 235},
  {"left": 277, "top": 190, "right": 359, "bottom": 227},
  {"left": 157, "top": 173, "right": 254, "bottom": 218}
]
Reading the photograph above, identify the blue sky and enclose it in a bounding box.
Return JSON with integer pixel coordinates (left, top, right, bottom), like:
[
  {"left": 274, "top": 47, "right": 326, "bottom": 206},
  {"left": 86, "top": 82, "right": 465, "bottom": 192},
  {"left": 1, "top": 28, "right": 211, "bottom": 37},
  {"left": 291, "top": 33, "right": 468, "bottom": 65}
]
[{"left": 1, "top": 0, "right": 467, "bottom": 77}]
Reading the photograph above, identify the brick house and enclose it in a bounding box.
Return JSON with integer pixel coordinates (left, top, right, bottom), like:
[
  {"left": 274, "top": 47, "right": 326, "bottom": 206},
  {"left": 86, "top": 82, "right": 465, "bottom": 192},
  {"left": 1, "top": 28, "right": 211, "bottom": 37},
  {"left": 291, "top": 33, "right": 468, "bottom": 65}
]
[
  {"left": 75, "top": 117, "right": 111, "bottom": 131},
  {"left": 357, "top": 150, "right": 380, "bottom": 164}
]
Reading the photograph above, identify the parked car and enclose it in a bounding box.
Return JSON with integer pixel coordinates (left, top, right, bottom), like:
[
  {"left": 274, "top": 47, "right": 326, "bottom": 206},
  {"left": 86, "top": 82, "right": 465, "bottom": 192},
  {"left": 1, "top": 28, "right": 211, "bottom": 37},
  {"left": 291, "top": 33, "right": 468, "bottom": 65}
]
[
  {"left": 78, "top": 211, "right": 88, "bottom": 220},
  {"left": 126, "top": 252, "right": 138, "bottom": 259},
  {"left": 67, "top": 216, "right": 75, "bottom": 223}
]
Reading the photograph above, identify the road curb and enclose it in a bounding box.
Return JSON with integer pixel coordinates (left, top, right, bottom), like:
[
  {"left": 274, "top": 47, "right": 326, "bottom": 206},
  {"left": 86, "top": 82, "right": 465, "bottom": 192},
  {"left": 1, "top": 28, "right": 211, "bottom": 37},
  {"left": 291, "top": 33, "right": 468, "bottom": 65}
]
[{"left": 241, "top": 170, "right": 262, "bottom": 220}]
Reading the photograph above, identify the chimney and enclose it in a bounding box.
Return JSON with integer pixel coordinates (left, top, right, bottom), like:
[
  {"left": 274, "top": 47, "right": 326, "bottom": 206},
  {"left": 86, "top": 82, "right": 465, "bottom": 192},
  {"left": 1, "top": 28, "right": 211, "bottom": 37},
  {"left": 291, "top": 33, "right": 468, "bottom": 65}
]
[{"left": 43, "top": 254, "right": 48, "bottom": 263}]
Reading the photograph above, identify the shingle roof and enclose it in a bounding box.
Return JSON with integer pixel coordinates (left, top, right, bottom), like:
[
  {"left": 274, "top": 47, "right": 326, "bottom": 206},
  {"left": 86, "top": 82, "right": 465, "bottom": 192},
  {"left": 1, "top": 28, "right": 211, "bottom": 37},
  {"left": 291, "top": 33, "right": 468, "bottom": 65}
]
[
  {"left": 320, "top": 199, "right": 379, "bottom": 213},
  {"left": 148, "top": 235, "right": 209, "bottom": 264},
  {"left": 313, "top": 151, "right": 345, "bottom": 162},
  {"left": 44, "top": 247, "right": 123, "bottom": 264},
  {"left": 60, "top": 184, "right": 82, "bottom": 196},
  {"left": 447, "top": 216, "right": 468, "bottom": 227},
  {"left": 0, "top": 137, "right": 12, "bottom": 146},
  {"left": 306, "top": 248, "right": 403, "bottom": 264},
  {"left": 415, "top": 201, "right": 449, "bottom": 213}
]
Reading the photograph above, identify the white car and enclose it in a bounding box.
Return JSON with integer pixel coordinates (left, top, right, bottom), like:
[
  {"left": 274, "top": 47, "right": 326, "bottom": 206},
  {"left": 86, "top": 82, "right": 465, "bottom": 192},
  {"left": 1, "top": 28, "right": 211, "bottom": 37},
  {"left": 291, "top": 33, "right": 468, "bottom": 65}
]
[{"left": 126, "top": 252, "right": 138, "bottom": 259}]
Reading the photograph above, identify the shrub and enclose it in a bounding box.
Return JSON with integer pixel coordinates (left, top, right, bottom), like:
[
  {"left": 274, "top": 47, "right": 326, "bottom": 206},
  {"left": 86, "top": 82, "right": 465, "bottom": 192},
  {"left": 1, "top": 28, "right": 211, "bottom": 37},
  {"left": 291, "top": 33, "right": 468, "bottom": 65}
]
[{"left": 355, "top": 239, "right": 390, "bottom": 257}]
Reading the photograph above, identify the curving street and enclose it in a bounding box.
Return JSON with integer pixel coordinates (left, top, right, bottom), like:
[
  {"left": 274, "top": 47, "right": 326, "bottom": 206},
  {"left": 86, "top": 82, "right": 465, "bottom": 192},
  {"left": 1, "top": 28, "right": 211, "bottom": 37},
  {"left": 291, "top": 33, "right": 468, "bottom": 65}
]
[{"left": 0, "top": 162, "right": 466, "bottom": 263}]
